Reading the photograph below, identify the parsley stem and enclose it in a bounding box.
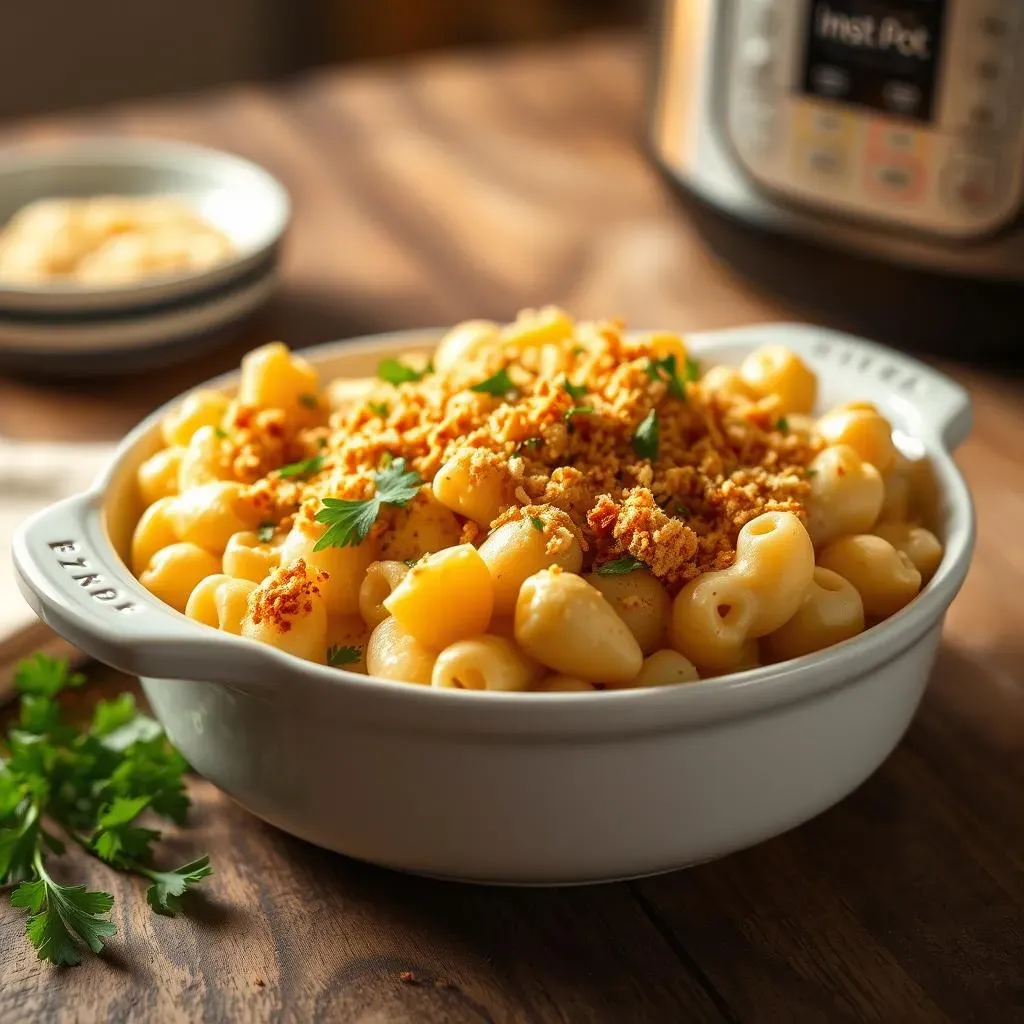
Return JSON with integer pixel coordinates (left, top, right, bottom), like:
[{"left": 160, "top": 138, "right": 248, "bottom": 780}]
[
  {"left": 68, "top": 829, "right": 160, "bottom": 884},
  {"left": 32, "top": 845, "right": 53, "bottom": 885}
]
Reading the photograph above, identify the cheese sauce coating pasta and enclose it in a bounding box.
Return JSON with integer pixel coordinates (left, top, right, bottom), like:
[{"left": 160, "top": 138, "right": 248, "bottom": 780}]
[{"left": 131, "top": 309, "right": 943, "bottom": 690}]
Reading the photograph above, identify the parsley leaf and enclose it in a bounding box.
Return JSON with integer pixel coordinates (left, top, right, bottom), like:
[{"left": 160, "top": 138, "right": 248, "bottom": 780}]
[
  {"left": 685, "top": 356, "right": 701, "bottom": 382},
  {"left": 278, "top": 453, "right": 325, "bottom": 479},
  {"left": 90, "top": 694, "right": 140, "bottom": 738},
  {"left": 378, "top": 358, "right": 430, "bottom": 385},
  {"left": 645, "top": 355, "right": 685, "bottom": 399},
  {"left": 529, "top": 516, "right": 544, "bottom": 533},
  {"left": 776, "top": 417, "right": 789, "bottom": 432},
  {"left": 91, "top": 796, "right": 159, "bottom": 867},
  {"left": 144, "top": 856, "right": 213, "bottom": 917},
  {"left": 314, "top": 457, "right": 423, "bottom": 550},
  {"left": 257, "top": 522, "right": 276, "bottom": 543},
  {"left": 562, "top": 378, "right": 587, "bottom": 401},
  {"left": 326, "top": 645, "right": 361, "bottom": 667},
  {"left": 367, "top": 401, "right": 389, "bottom": 417},
  {"left": 632, "top": 409, "right": 660, "bottom": 461},
  {"left": 299, "top": 393, "right": 319, "bottom": 409},
  {"left": 14, "top": 654, "right": 85, "bottom": 698},
  {"left": 596, "top": 555, "right": 648, "bottom": 576},
  {"left": 12, "top": 868, "right": 116, "bottom": 966},
  {"left": 806, "top": 468, "right": 818, "bottom": 478},
  {"left": 214, "top": 426, "right": 228, "bottom": 439},
  {"left": 0, "top": 814, "right": 39, "bottom": 883},
  {"left": 470, "top": 367, "right": 519, "bottom": 398}
]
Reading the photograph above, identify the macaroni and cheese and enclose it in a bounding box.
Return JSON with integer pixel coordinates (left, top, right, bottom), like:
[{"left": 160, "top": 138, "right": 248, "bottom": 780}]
[{"left": 130, "top": 308, "right": 943, "bottom": 691}]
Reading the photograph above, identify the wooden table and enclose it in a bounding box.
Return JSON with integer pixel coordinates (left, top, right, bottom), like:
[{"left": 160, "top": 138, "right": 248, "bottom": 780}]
[{"left": 2, "top": 35, "right": 1023, "bottom": 1024}]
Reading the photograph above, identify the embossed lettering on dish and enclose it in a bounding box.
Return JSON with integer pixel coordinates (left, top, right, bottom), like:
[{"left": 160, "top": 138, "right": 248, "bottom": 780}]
[{"left": 48, "top": 540, "right": 139, "bottom": 613}]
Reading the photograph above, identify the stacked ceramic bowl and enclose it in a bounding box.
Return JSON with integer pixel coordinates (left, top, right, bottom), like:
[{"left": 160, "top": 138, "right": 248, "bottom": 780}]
[{"left": 0, "top": 138, "right": 290, "bottom": 373}]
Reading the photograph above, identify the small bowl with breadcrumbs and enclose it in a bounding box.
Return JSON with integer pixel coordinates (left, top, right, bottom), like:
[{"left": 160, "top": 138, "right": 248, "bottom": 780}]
[
  {"left": 14, "top": 308, "right": 975, "bottom": 883},
  {"left": 0, "top": 137, "right": 289, "bottom": 372}
]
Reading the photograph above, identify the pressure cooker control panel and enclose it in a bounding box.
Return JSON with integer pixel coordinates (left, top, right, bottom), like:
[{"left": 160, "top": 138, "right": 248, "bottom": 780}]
[{"left": 725, "top": 0, "right": 1024, "bottom": 237}]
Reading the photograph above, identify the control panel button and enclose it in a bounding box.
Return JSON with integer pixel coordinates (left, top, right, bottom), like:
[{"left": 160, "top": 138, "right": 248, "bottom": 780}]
[
  {"left": 942, "top": 154, "right": 999, "bottom": 213},
  {"left": 975, "top": 54, "right": 1013, "bottom": 83},
  {"left": 808, "top": 65, "right": 850, "bottom": 99},
  {"left": 864, "top": 153, "right": 926, "bottom": 203},
  {"left": 882, "top": 81, "right": 924, "bottom": 118},
  {"left": 979, "top": 11, "right": 1019, "bottom": 39},
  {"left": 967, "top": 97, "right": 1008, "bottom": 131},
  {"left": 803, "top": 146, "right": 848, "bottom": 178}
]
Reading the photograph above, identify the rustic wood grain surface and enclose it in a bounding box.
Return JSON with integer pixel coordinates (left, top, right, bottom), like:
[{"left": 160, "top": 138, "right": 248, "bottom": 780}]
[{"left": 1, "top": 35, "right": 1023, "bottom": 1024}]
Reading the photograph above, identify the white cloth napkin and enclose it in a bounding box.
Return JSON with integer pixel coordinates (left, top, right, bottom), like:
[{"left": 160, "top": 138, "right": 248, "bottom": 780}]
[{"left": 0, "top": 438, "right": 115, "bottom": 703}]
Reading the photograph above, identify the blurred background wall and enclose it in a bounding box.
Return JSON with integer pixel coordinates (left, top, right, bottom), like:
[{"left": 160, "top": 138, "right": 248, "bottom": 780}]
[{"left": 0, "top": 0, "right": 642, "bottom": 119}]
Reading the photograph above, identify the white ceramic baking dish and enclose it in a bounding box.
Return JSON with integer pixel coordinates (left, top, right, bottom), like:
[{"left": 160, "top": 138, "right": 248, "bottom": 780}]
[{"left": 12, "top": 323, "right": 975, "bottom": 885}]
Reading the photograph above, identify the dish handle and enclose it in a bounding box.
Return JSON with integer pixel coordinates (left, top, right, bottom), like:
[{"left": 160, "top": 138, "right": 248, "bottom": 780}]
[{"left": 12, "top": 492, "right": 280, "bottom": 688}]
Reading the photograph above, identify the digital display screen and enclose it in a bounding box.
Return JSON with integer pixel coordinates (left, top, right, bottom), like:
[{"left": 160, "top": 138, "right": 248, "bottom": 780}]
[{"left": 802, "top": 1, "right": 948, "bottom": 122}]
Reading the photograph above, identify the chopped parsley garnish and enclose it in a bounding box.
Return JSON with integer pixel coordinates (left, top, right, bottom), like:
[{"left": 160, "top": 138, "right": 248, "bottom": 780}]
[
  {"left": 326, "top": 645, "right": 361, "bottom": 667},
  {"left": 562, "top": 378, "right": 587, "bottom": 401},
  {"left": 570, "top": 345, "right": 586, "bottom": 357},
  {"left": 379, "top": 451, "right": 394, "bottom": 468},
  {"left": 377, "top": 357, "right": 430, "bottom": 385},
  {"left": 564, "top": 405, "right": 594, "bottom": 431},
  {"left": 776, "top": 417, "right": 789, "bottom": 432},
  {"left": 645, "top": 355, "right": 685, "bottom": 399},
  {"left": 674, "top": 502, "right": 691, "bottom": 517},
  {"left": 469, "top": 367, "right": 519, "bottom": 398},
  {"left": 515, "top": 437, "right": 543, "bottom": 453},
  {"left": 314, "top": 457, "right": 423, "bottom": 550},
  {"left": 807, "top": 468, "right": 818, "bottom": 478},
  {"left": 214, "top": 426, "right": 228, "bottom": 439},
  {"left": 367, "top": 401, "right": 389, "bottom": 418},
  {"left": 403, "top": 557, "right": 421, "bottom": 568},
  {"left": 256, "top": 522, "right": 275, "bottom": 543},
  {"left": 2, "top": 655, "right": 213, "bottom": 966},
  {"left": 685, "top": 356, "right": 700, "bottom": 382},
  {"left": 597, "top": 555, "right": 648, "bottom": 576},
  {"left": 298, "top": 393, "right": 319, "bottom": 409},
  {"left": 632, "top": 409, "right": 659, "bottom": 461},
  {"left": 278, "top": 453, "right": 325, "bottom": 479},
  {"left": 529, "top": 516, "right": 544, "bottom": 533}
]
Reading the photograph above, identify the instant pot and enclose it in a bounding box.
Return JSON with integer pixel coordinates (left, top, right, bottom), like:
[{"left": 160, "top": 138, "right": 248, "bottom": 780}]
[{"left": 647, "top": 0, "right": 1024, "bottom": 357}]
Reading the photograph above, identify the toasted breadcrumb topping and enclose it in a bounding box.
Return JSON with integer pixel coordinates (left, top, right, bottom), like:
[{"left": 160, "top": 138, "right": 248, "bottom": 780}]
[
  {"left": 246, "top": 559, "right": 326, "bottom": 632},
  {"left": 231, "top": 316, "right": 821, "bottom": 591}
]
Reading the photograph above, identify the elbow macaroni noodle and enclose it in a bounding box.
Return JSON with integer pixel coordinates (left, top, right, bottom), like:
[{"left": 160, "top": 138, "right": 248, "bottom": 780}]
[{"left": 129, "top": 309, "right": 945, "bottom": 691}]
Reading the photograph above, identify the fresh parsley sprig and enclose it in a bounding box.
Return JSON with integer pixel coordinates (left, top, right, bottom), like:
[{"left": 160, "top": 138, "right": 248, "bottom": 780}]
[
  {"left": 1, "top": 655, "right": 213, "bottom": 966},
  {"left": 314, "top": 457, "right": 423, "bottom": 550}
]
